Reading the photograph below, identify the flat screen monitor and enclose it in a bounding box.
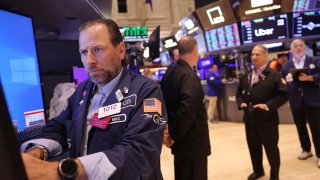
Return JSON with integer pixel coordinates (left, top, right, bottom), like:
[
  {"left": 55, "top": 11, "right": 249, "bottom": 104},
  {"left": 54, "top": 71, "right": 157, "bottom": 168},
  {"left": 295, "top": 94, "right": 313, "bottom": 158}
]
[
  {"left": 0, "top": 9, "right": 45, "bottom": 131},
  {"left": 292, "top": 10, "right": 320, "bottom": 38},
  {"left": 231, "top": 0, "right": 293, "bottom": 21},
  {"left": 196, "top": 0, "right": 237, "bottom": 31},
  {"left": 119, "top": 26, "right": 148, "bottom": 42},
  {"left": 241, "top": 14, "right": 289, "bottom": 45},
  {"left": 179, "top": 12, "right": 203, "bottom": 35},
  {"left": 194, "top": 33, "right": 208, "bottom": 54},
  {"left": 161, "top": 36, "right": 178, "bottom": 50},
  {"left": 197, "top": 57, "right": 214, "bottom": 69},
  {"left": 293, "top": 0, "right": 320, "bottom": 11},
  {"left": 205, "top": 23, "right": 241, "bottom": 51}
]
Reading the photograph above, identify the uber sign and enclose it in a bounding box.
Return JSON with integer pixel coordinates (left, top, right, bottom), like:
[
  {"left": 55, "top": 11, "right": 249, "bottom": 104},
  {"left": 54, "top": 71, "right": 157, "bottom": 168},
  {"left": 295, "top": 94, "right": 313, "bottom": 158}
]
[
  {"left": 255, "top": 28, "right": 274, "bottom": 36},
  {"left": 206, "top": 6, "right": 225, "bottom": 25}
]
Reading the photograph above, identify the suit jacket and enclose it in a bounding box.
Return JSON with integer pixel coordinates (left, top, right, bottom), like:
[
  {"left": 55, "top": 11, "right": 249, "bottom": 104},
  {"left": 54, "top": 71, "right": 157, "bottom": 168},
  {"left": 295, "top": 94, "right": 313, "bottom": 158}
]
[
  {"left": 236, "top": 66, "right": 288, "bottom": 125},
  {"left": 38, "top": 68, "right": 167, "bottom": 180},
  {"left": 160, "top": 59, "right": 211, "bottom": 158},
  {"left": 281, "top": 55, "right": 320, "bottom": 108}
]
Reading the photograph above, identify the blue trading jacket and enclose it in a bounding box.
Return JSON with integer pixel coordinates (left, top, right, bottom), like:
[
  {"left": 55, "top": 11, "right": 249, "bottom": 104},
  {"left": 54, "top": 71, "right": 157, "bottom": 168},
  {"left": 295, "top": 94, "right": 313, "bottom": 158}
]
[
  {"left": 206, "top": 71, "right": 222, "bottom": 97},
  {"left": 38, "top": 68, "right": 167, "bottom": 179}
]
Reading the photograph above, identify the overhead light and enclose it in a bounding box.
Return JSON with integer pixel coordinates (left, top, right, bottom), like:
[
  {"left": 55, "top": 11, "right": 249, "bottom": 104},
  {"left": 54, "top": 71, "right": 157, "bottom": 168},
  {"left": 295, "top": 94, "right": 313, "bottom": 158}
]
[{"left": 264, "top": 42, "right": 283, "bottom": 48}]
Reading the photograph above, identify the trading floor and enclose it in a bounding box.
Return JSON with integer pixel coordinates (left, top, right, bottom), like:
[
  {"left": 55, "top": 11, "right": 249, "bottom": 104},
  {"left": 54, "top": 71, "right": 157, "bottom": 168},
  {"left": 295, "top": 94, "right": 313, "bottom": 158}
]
[{"left": 161, "top": 122, "right": 320, "bottom": 180}]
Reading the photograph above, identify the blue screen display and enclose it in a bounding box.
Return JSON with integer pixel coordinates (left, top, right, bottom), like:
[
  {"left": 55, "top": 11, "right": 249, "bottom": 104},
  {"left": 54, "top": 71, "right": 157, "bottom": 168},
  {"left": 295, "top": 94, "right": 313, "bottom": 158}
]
[{"left": 0, "top": 10, "right": 45, "bottom": 131}]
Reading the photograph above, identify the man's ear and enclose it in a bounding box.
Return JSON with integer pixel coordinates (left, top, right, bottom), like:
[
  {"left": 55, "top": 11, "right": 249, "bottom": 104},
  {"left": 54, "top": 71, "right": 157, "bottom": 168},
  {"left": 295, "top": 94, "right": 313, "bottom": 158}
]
[{"left": 117, "top": 42, "right": 126, "bottom": 60}]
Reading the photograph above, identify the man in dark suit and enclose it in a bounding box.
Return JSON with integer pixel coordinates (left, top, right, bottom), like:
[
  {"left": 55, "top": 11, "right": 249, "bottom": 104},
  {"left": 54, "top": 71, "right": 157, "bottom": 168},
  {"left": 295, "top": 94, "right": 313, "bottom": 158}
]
[
  {"left": 236, "top": 45, "right": 288, "bottom": 180},
  {"left": 281, "top": 39, "right": 320, "bottom": 168},
  {"left": 161, "top": 35, "right": 211, "bottom": 180}
]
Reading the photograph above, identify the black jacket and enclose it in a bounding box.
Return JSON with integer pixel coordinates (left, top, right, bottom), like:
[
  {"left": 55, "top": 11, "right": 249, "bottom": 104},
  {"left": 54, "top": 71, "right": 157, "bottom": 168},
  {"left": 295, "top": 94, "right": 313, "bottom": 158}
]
[
  {"left": 160, "top": 59, "right": 211, "bottom": 158},
  {"left": 236, "top": 66, "right": 288, "bottom": 125}
]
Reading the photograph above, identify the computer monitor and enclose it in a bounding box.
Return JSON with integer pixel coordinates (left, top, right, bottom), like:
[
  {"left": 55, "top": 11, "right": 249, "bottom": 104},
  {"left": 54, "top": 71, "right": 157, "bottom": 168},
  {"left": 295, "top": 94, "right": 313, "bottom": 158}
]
[
  {"left": 148, "top": 26, "right": 160, "bottom": 62},
  {"left": 292, "top": 0, "right": 320, "bottom": 11},
  {"left": 205, "top": 23, "right": 241, "bottom": 51},
  {"left": 0, "top": 82, "right": 28, "bottom": 180},
  {"left": 241, "top": 14, "right": 289, "bottom": 45},
  {"left": 0, "top": 9, "right": 45, "bottom": 131},
  {"left": 292, "top": 10, "right": 320, "bottom": 38}
]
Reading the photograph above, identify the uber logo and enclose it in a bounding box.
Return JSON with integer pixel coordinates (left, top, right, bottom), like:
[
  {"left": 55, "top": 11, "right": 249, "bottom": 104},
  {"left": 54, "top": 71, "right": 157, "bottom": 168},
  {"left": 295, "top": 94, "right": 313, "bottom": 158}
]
[
  {"left": 251, "top": 0, "right": 273, "bottom": 8},
  {"left": 206, "top": 6, "right": 225, "bottom": 25},
  {"left": 255, "top": 28, "right": 274, "bottom": 36}
]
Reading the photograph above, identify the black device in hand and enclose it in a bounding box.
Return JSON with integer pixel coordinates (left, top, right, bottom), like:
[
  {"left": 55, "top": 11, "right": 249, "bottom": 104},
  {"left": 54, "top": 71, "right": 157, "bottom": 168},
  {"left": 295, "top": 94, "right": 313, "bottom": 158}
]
[{"left": 290, "top": 68, "right": 309, "bottom": 81}]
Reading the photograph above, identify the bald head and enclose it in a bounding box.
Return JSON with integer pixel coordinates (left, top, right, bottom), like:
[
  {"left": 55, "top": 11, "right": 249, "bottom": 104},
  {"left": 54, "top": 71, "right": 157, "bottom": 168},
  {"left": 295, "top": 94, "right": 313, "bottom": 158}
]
[
  {"left": 177, "top": 35, "right": 199, "bottom": 67},
  {"left": 178, "top": 35, "right": 198, "bottom": 55}
]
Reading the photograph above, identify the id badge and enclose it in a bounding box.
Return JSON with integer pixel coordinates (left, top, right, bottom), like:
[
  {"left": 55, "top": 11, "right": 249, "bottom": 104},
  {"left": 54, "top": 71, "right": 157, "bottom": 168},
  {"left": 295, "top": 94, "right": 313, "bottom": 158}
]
[
  {"left": 89, "top": 113, "right": 111, "bottom": 129},
  {"left": 98, "top": 102, "right": 121, "bottom": 118}
]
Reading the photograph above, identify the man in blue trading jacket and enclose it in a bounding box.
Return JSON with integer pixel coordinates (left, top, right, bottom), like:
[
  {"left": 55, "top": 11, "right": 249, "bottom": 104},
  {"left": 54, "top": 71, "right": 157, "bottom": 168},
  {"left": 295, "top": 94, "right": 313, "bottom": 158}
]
[
  {"left": 161, "top": 35, "right": 211, "bottom": 180},
  {"left": 20, "top": 19, "right": 167, "bottom": 180},
  {"left": 236, "top": 45, "right": 288, "bottom": 180},
  {"left": 206, "top": 64, "right": 222, "bottom": 122},
  {"left": 281, "top": 39, "right": 320, "bottom": 168}
]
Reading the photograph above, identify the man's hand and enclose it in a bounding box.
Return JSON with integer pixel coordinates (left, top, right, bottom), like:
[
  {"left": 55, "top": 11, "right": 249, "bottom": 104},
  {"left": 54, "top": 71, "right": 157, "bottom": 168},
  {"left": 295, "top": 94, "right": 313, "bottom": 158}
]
[
  {"left": 299, "top": 73, "right": 314, "bottom": 81},
  {"left": 25, "top": 147, "right": 44, "bottom": 159},
  {"left": 240, "top": 103, "right": 247, "bottom": 109},
  {"left": 21, "top": 153, "right": 59, "bottom": 180},
  {"left": 21, "top": 153, "right": 88, "bottom": 180},
  {"left": 163, "top": 125, "right": 174, "bottom": 148},
  {"left": 253, "top": 104, "right": 269, "bottom": 111}
]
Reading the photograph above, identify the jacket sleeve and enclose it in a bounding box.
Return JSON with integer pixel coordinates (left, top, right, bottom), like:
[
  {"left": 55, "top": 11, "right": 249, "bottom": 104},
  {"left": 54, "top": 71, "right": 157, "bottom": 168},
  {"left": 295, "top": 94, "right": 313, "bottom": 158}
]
[
  {"left": 265, "top": 72, "right": 289, "bottom": 111},
  {"left": 310, "top": 57, "right": 320, "bottom": 85},
  {"left": 170, "top": 74, "right": 204, "bottom": 142},
  {"left": 236, "top": 76, "right": 245, "bottom": 110},
  {"left": 105, "top": 80, "right": 167, "bottom": 179}
]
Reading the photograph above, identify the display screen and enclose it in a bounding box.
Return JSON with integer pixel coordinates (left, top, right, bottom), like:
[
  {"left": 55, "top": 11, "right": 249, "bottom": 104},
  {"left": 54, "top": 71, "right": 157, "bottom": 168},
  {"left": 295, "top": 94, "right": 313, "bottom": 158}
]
[
  {"left": 205, "top": 23, "right": 241, "bottom": 51},
  {"left": 241, "top": 14, "right": 289, "bottom": 44},
  {"left": 194, "top": 33, "right": 208, "bottom": 54},
  {"left": 231, "top": 0, "right": 293, "bottom": 21},
  {"left": 196, "top": 0, "right": 237, "bottom": 30},
  {"left": 293, "top": 0, "right": 320, "bottom": 11},
  {"left": 0, "top": 9, "right": 45, "bottom": 131},
  {"left": 179, "top": 12, "right": 202, "bottom": 35},
  {"left": 292, "top": 10, "right": 320, "bottom": 38},
  {"left": 119, "top": 26, "right": 148, "bottom": 42}
]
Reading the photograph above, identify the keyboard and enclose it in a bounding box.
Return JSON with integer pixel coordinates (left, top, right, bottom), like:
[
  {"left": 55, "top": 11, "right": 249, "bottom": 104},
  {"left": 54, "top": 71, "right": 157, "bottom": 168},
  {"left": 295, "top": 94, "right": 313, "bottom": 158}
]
[{"left": 17, "top": 125, "right": 46, "bottom": 145}]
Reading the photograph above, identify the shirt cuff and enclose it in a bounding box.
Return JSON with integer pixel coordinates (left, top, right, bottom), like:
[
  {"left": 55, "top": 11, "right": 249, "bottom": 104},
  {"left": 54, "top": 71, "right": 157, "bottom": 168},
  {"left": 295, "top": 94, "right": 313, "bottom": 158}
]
[
  {"left": 78, "top": 152, "right": 116, "bottom": 180},
  {"left": 20, "top": 138, "right": 62, "bottom": 156}
]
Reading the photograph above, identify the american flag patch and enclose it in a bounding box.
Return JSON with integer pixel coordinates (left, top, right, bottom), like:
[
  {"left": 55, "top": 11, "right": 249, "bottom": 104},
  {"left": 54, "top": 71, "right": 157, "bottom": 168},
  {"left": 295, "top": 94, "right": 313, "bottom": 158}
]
[{"left": 143, "top": 98, "right": 162, "bottom": 116}]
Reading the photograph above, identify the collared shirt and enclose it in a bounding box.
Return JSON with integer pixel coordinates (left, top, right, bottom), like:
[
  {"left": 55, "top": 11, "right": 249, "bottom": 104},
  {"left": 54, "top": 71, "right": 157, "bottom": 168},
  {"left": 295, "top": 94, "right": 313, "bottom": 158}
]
[
  {"left": 293, "top": 55, "right": 306, "bottom": 69},
  {"left": 21, "top": 68, "right": 124, "bottom": 180},
  {"left": 251, "top": 63, "right": 267, "bottom": 86}
]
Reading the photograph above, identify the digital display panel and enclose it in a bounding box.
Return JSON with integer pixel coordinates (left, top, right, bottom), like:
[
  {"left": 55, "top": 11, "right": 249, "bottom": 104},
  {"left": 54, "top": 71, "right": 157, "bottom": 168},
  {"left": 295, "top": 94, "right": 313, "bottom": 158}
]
[
  {"left": 292, "top": 10, "right": 320, "bottom": 38},
  {"left": 0, "top": 9, "right": 45, "bottom": 131},
  {"left": 161, "top": 36, "right": 178, "bottom": 50},
  {"left": 119, "top": 26, "right": 148, "bottom": 42},
  {"left": 231, "top": 0, "right": 293, "bottom": 21},
  {"left": 241, "top": 14, "right": 289, "bottom": 44},
  {"left": 205, "top": 23, "right": 241, "bottom": 51},
  {"left": 194, "top": 33, "right": 208, "bottom": 54},
  {"left": 293, "top": 0, "right": 320, "bottom": 11},
  {"left": 179, "top": 12, "right": 202, "bottom": 35},
  {"left": 196, "top": 0, "right": 237, "bottom": 30}
]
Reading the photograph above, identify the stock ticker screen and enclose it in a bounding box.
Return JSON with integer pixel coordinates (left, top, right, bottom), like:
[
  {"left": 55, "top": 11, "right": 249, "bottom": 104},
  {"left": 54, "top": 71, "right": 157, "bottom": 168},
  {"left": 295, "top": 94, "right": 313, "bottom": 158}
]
[
  {"left": 241, "top": 14, "right": 289, "bottom": 44},
  {"left": 293, "top": 0, "right": 320, "bottom": 12},
  {"left": 205, "top": 23, "right": 241, "bottom": 51},
  {"left": 292, "top": 10, "right": 320, "bottom": 38}
]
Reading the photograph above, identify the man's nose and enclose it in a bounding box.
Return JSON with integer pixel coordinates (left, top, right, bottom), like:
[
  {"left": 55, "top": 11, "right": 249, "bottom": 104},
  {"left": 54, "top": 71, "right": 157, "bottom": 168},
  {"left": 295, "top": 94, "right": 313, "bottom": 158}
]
[{"left": 86, "top": 51, "right": 96, "bottom": 66}]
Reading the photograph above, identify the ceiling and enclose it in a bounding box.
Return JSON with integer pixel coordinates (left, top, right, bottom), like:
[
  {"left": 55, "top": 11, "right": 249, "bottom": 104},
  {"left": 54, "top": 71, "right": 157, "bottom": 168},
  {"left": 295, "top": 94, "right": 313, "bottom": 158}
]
[{"left": 0, "top": 0, "right": 112, "bottom": 40}]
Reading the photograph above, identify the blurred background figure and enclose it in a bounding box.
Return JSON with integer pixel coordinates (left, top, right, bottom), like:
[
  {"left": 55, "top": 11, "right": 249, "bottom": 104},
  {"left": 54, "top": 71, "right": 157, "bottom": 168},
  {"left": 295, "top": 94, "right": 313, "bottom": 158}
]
[
  {"left": 206, "top": 64, "right": 224, "bottom": 123},
  {"left": 168, "top": 47, "right": 179, "bottom": 66},
  {"left": 269, "top": 53, "right": 289, "bottom": 72}
]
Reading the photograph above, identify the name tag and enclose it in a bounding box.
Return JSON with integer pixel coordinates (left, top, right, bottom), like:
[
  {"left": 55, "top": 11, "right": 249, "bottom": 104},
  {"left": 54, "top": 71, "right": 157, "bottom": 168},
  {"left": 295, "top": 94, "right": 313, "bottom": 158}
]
[
  {"left": 98, "top": 102, "right": 121, "bottom": 118},
  {"left": 90, "top": 113, "right": 111, "bottom": 129}
]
